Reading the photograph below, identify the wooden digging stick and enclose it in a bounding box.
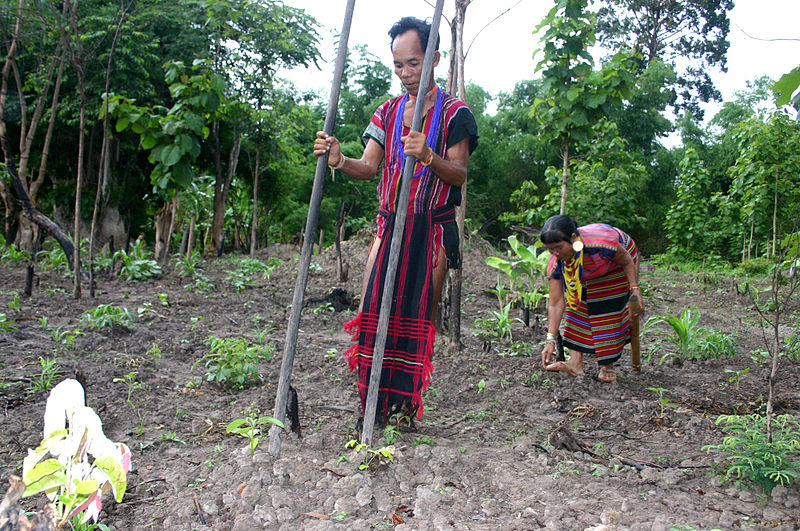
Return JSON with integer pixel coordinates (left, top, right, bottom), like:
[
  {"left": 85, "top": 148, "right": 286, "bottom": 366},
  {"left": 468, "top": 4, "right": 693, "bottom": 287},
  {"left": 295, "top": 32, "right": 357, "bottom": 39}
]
[
  {"left": 630, "top": 313, "right": 641, "bottom": 371},
  {"left": 359, "top": 0, "right": 446, "bottom": 447},
  {"left": 267, "top": 0, "right": 357, "bottom": 458}
]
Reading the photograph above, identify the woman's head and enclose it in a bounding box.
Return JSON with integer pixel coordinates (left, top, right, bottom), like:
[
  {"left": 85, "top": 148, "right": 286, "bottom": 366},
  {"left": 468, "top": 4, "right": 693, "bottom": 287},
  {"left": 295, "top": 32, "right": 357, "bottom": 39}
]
[
  {"left": 540, "top": 215, "right": 578, "bottom": 244},
  {"left": 540, "top": 215, "right": 579, "bottom": 261}
]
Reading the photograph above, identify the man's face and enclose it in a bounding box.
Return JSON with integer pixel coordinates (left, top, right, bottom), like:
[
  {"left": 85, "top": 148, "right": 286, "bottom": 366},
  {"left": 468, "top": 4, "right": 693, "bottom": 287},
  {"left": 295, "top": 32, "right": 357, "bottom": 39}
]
[{"left": 391, "top": 29, "right": 439, "bottom": 96}]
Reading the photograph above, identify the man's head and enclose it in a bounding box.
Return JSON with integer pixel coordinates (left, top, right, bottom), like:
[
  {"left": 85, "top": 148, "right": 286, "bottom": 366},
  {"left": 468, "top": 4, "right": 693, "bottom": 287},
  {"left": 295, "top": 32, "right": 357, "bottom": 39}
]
[{"left": 388, "top": 17, "right": 440, "bottom": 96}]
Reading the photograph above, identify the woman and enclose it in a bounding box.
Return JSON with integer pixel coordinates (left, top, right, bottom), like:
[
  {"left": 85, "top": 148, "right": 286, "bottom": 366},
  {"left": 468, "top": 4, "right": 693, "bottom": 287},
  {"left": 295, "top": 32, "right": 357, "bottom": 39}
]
[{"left": 540, "top": 215, "right": 644, "bottom": 382}]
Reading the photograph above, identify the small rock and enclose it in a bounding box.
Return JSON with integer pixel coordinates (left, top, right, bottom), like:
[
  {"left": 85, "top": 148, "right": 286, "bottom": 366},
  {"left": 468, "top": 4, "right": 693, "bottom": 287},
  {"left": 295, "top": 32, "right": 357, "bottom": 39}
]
[
  {"left": 355, "top": 486, "right": 373, "bottom": 507},
  {"left": 650, "top": 514, "right": 670, "bottom": 531},
  {"left": 738, "top": 489, "right": 757, "bottom": 503},
  {"left": 601, "top": 508, "right": 622, "bottom": 525},
  {"left": 718, "top": 510, "right": 737, "bottom": 528},
  {"left": 481, "top": 498, "right": 500, "bottom": 517},
  {"left": 770, "top": 485, "right": 788, "bottom": 503},
  {"left": 585, "top": 526, "right": 615, "bottom": 531},
  {"left": 201, "top": 500, "right": 218, "bottom": 516},
  {"left": 231, "top": 514, "right": 259, "bottom": 531},
  {"left": 762, "top": 507, "right": 785, "bottom": 522},
  {"left": 334, "top": 495, "right": 359, "bottom": 515},
  {"left": 275, "top": 506, "right": 293, "bottom": 523},
  {"left": 414, "top": 485, "right": 442, "bottom": 519},
  {"left": 373, "top": 486, "right": 393, "bottom": 512},
  {"left": 620, "top": 498, "right": 633, "bottom": 513}
]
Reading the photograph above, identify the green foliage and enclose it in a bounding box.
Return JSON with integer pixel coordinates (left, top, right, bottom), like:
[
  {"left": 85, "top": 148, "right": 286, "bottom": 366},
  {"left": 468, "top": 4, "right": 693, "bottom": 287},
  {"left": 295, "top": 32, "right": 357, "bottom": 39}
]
[
  {"left": 471, "top": 303, "right": 521, "bottom": 341},
  {"left": 703, "top": 414, "right": 800, "bottom": 492},
  {"left": 645, "top": 308, "right": 737, "bottom": 363},
  {"left": 664, "top": 148, "right": 713, "bottom": 256},
  {"left": 112, "top": 372, "right": 143, "bottom": 408},
  {"left": 344, "top": 440, "right": 395, "bottom": 471},
  {"left": 0, "top": 313, "right": 17, "bottom": 331},
  {"left": 30, "top": 357, "right": 61, "bottom": 393},
  {"left": 226, "top": 412, "right": 284, "bottom": 456},
  {"left": 486, "top": 235, "right": 550, "bottom": 312},
  {"left": 193, "top": 336, "right": 273, "bottom": 390},
  {"left": 774, "top": 65, "right": 800, "bottom": 110},
  {"left": 0, "top": 243, "right": 29, "bottom": 264},
  {"left": 224, "top": 257, "right": 281, "bottom": 291},
  {"left": 113, "top": 239, "right": 161, "bottom": 281},
  {"left": 646, "top": 387, "right": 677, "bottom": 418},
  {"left": 80, "top": 304, "right": 134, "bottom": 329},
  {"left": 51, "top": 327, "right": 84, "bottom": 349},
  {"left": 37, "top": 241, "right": 70, "bottom": 272}
]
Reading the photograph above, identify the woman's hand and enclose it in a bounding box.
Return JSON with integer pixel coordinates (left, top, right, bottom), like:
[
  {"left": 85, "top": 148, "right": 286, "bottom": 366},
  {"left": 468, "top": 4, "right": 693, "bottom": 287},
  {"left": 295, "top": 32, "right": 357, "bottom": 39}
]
[
  {"left": 541, "top": 340, "right": 555, "bottom": 367},
  {"left": 314, "top": 131, "right": 342, "bottom": 168},
  {"left": 630, "top": 288, "right": 645, "bottom": 317}
]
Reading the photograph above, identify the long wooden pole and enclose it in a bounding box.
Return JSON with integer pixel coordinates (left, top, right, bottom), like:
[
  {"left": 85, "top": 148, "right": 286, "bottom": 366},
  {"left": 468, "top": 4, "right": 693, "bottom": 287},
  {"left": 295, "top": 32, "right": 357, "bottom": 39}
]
[
  {"left": 360, "top": 0, "right": 446, "bottom": 446},
  {"left": 268, "top": 0, "right": 356, "bottom": 457}
]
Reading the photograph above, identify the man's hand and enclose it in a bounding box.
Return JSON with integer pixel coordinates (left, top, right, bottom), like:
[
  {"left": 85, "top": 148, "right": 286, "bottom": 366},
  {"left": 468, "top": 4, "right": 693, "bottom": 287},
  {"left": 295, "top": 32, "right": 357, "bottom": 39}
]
[
  {"left": 314, "top": 131, "right": 342, "bottom": 167},
  {"left": 400, "top": 130, "right": 431, "bottom": 160}
]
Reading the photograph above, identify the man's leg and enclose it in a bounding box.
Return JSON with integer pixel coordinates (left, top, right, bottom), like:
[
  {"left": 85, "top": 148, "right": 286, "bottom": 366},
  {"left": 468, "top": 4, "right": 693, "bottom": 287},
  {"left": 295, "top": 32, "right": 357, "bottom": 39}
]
[
  {"left": 430, "top": 246, "right": 448, "bottom": 321},
  {"left": 358, "top": 236, "right": 382, "bottom": 313}
]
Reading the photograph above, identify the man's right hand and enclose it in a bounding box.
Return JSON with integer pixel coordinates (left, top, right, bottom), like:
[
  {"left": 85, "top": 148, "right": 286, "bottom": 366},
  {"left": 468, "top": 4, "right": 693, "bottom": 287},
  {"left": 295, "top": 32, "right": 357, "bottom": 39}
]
[{"left": 314, "top": 131, "right": 342, "bottom": 168}]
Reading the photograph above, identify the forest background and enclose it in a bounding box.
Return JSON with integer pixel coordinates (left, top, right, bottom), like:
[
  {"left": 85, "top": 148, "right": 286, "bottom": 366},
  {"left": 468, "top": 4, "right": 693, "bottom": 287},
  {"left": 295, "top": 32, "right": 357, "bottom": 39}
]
[{"left": 1, "top": 0, "right": 799, "bottom": 279}]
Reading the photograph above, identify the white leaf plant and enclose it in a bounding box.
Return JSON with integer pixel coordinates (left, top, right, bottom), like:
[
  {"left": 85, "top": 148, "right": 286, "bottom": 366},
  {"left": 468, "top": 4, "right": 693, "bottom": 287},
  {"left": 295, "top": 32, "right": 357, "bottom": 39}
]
[{"left": 22, "top": 378, "right": 132, "bottom": 527}]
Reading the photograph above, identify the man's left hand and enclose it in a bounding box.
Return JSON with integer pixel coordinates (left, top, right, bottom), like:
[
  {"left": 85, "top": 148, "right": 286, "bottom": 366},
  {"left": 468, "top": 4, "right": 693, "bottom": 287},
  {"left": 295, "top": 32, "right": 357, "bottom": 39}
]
[{"left": 400, "top": 130, "right": 431, "bottom": 160}]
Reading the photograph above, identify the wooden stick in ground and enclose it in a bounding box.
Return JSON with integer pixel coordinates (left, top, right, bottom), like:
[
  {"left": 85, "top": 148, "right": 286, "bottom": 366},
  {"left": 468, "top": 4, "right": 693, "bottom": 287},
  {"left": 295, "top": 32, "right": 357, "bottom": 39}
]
[
  {"left": 360, "top": 0, "right": 446, "bottom": 446},
  {"left": 630, "top": 313, "right": 641, "bottom": 371},
  {"left": 267, "top": 0, "right": 357, "bottom": 458}
]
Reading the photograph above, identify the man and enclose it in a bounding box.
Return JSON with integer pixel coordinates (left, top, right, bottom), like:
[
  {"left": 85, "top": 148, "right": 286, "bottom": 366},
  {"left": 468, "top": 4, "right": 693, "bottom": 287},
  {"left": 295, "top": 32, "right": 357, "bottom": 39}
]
[{"left": 313, "top": 16, "right": 478, "bottom": 428}]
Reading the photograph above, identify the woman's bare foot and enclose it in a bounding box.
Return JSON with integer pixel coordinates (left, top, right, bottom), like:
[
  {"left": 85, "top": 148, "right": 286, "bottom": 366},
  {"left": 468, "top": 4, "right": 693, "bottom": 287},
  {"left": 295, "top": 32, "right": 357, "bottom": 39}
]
[
  {"left": 598, "top": 365, "right": 616, "bottom": 383},
  {"left": 545, "top": 360, "right": 585, "bottom": 377}
]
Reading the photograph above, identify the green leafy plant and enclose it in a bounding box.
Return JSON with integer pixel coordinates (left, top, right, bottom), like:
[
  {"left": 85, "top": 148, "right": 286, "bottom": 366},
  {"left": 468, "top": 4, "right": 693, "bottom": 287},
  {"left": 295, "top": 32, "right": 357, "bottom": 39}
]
[
  {"left": 382, "top": 423, "right": 401, "bottom": 445},
  {"left": 192, "top": 336, "right": 274, "bottom": 390},
  {"left": 646, "top": 308, "right": 737, "bottom": 363},
  {"left": 80, "top": 304, "right": 134, "bottom": 329},
  {"left": 413, "top": 435, "right": 436, "bottom": 447},
  {"left": 0, "top": 312, "right": 17, "bottom": 331},
  {"left": 225, "top": 257, "right": 281, "bottom": 291},
  {"left": 172, "top": 250, "right": 201, "bottom": 276},
  {"left": 1, "top": 242, "right": 29, "bottom": 264},
  {"left": 8, "top": 292, "right": 21, "bottom": 312},
  {"left": 51, "top": 327, "right": 84, "bottom": 349},
  {"left": 724, "top": 368, "right": 750, "bottom": 388},
  {"left": 30, "top": 357, "right": 61, "bottom": 392},
  {"left": 226, "top": 412, "right": 284, "bottom": 456},
  {"left": 647, "top": 387, "right": 677, "bottom": 419},
  {"left": 112, "top": 372, "right": 143, "bottom": 408},
  {"left": 160, "top": 430, "right": 187, "bottom": 444},
  {"left": 113, "top": 239, "right": 162, "bottom": 281},
  {"left": 703, "top": 414, "right": 800, "bottom": 492},
  {"left": 471, "top": 303, "right": 522, "bottom": 341},
  {"left": 344, "top": 439, "right": 395, "bottom": 471},
  {"left": 184, "top": 272, "right": 215, "bottom": 292}
]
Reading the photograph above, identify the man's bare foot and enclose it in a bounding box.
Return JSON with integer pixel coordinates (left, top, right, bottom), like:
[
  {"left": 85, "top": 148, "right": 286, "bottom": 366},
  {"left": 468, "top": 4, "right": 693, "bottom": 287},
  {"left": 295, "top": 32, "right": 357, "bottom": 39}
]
[
  {"left": 598, "top": 366, "right": 616, "bottom": 383},
  {"left": 545, "top": 360, "right": 585, "bottom": 377}
]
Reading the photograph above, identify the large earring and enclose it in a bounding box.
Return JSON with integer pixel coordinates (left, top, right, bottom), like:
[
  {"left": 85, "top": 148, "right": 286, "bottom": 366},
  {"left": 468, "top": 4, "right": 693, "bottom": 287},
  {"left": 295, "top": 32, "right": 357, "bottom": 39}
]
[{"left": 572, "top": 239, "right": 584, "bottom": 252}]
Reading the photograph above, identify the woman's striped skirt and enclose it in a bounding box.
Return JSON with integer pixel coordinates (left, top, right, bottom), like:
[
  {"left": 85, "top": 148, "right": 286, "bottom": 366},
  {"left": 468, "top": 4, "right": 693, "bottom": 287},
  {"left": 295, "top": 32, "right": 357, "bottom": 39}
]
[{"left": 562, "top": 237, "right": 638, "bottom": 366}]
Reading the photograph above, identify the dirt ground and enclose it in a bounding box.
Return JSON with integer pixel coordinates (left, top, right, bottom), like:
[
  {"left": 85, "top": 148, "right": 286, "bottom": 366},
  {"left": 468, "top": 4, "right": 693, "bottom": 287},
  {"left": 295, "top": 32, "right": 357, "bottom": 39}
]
[{"left": 1, "top": 231, "right": 799, "bottom": 531}]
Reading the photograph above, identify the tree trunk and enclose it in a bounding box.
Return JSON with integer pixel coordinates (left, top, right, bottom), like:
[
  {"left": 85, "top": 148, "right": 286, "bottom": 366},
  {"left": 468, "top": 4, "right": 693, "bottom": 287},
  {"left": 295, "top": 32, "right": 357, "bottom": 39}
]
[
  {"left": 335, "top": 201, "right": 348, "bottom": 282},
  {"left": 560, "top": 137, "right": 569, "bottom": 215},
  {"left": 186, "top": 214, "right": 196, "bottom": 259},
  {"left": 210, "top": 129, "right": 242, "bottom": 256},
  {"left": 447, "top": 0, "right": 471, "bottom": 350},
  {"left": 154, "top": 200, "right": 174, "bottom": 262},
  {"left": 250, "top": 149, "right": 260, "bottom": 258},
  {"left": 772, "top": 166, "right": 779, "bottom": 258}
]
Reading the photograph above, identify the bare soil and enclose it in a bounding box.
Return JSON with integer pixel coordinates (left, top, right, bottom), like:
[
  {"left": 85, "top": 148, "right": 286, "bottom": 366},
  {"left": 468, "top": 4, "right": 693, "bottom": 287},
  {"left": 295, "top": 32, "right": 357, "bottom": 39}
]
[{"left": 1, "top": 233, "right": 799, "bottom": 531}]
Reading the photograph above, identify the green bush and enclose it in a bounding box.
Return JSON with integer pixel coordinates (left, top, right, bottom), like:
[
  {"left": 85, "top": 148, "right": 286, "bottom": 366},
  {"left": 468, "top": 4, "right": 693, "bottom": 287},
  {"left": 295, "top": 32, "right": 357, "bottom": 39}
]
[
  {"left": 224, "top": 257, "right": 282, "bottom": 291},
  {"left": 193, "top": 336, "right": 274, "bottom": 390},
  {"left": 703, "top": 414, "right": 800, "bottom": 492},
  {"left": 80, "top": 304, "right": 134, "bottom": 329},
  {"left": 114, "top": 239, "right": 161, "bottom": 280},
  {"left": 645, "top": 308, "right": 737, "bottom": 363}
]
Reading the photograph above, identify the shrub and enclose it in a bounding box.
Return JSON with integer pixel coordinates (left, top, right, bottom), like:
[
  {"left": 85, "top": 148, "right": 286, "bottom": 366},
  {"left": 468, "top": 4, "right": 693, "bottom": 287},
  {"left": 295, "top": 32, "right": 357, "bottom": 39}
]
[
  {"left": 645, "top": 308, "right": 737, "bottom": 363},
  {"left": 113, "top": 239, "right": 161, "bottom": 280},
  {"left": 80, "top": 304, "right": 134, "bottom": 329},
  {"left": 703, "top": 414, "right": 800, "bottom": 492},
  {"left": 193, "top": 336, "right": 274, "bottom": 390}
]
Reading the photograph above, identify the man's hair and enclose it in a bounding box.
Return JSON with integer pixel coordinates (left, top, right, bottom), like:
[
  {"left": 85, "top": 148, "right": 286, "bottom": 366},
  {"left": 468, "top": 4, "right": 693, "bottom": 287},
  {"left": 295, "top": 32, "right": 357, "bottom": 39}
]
[
  {"left": 540, "top": 215, "right": 579, "bottom": 244},
  {"left": 388, "top": 17, "right": 440, "bottom": 52}
]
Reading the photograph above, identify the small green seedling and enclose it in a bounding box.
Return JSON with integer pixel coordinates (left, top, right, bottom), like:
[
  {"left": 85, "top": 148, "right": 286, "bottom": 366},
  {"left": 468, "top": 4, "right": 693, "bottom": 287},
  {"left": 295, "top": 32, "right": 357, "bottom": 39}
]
[
  {"left": 226, "top": 413, "right": 284, "bottom": 456},
  {"left": 344, "top": 440, "right": 395, "bottom": 471},
  {"left": 647, "top": 387, "right": 678, "bottom": 418},
  {"left": 724, "top": 367, "right": 750, "bottom": 388}
]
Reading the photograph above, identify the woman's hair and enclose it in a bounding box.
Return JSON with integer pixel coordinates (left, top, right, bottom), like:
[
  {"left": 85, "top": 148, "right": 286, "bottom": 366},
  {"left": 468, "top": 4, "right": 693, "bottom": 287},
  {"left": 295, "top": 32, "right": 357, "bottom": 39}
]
[
  {"left": 540, "top": 215, "right": 579, "bottom": 244},
  {"left": 389, "top": 17, "right": 440, "bottom": 52}
]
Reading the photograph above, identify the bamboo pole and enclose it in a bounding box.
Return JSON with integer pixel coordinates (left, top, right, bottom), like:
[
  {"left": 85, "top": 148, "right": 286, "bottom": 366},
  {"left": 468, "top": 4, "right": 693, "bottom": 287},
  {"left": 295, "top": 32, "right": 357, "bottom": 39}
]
[
  {"left": 268, "top": 0, "right": 356, "bottom": 458},
  {"left": 360, "top": 0, "right": 446, "bottom": 446}
]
